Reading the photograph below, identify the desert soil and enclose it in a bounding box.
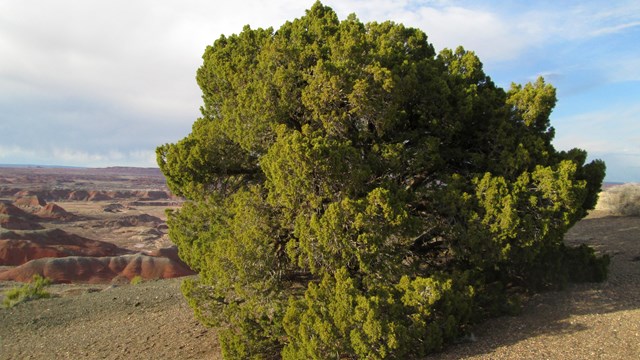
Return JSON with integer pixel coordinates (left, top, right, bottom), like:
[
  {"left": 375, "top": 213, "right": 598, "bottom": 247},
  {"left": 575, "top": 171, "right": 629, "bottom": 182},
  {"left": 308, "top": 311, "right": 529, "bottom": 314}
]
[
  {"left": 428, "top": 211, "right": 640, "bottom": 359},
  {"left": 0, "top": 278, "right": 220, "bottom": 359},
  {"left": 1, "top": 211, "right": 637, "bottom": 359}
]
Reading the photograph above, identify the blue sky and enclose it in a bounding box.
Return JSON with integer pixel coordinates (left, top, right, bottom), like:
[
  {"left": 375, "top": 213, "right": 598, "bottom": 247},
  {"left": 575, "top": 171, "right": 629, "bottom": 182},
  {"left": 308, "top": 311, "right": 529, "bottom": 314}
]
[{"left": 0, "top": 0, "right": 638, "bottom": 182}]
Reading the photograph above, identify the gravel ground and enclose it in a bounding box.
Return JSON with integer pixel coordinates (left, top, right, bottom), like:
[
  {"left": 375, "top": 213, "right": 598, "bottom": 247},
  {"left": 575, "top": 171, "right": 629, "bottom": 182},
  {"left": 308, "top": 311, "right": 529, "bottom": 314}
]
[
  {"left": 429, "top": 213, "right": 640, "bottom": 359},
  {"left": 0, "top": 279, "right": 221, "bottom": 359},
  {"left": 1, "top": 213, "right": 638, "bottom": 359}
]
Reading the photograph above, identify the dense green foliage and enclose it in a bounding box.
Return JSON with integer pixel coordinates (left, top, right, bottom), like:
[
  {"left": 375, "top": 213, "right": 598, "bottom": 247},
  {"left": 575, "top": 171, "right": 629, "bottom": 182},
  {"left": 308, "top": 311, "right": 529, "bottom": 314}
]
[
  {"left": 2, "top": 274, "right": 51, "bottom": 308},
  {"left": 157, "top": 2, "right": 608, "bottom": 358}
]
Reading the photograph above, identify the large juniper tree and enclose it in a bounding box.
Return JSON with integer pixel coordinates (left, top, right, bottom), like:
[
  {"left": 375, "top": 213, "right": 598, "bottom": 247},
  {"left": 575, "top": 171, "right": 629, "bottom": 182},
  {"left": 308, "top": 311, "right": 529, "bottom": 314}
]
[{"left": 157, "top": 2, "right": 607, "bottom": 359}]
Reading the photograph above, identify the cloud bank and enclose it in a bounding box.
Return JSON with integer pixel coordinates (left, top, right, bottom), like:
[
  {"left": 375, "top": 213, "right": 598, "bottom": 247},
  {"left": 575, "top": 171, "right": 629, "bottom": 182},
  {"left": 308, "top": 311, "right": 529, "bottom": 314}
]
[{"left": 0, "top": 1, "right": 638, "bottom": 181}]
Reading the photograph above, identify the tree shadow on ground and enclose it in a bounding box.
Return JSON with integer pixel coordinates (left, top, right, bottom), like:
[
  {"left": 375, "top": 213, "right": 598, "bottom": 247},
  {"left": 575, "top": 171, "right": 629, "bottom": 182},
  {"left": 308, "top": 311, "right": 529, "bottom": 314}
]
[{"left": 426, "top": 215, "right": 640, "bottom": 359}]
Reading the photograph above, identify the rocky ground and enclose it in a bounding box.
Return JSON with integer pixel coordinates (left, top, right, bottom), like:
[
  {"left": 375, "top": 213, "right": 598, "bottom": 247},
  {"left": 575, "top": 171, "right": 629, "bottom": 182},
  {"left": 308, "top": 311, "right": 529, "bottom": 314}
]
[
  {"left": 428, "top": 212, "right": 640, "bottom": 359},
  {"left": 0, "top": 278, "right": 220, "bottom": 359}
]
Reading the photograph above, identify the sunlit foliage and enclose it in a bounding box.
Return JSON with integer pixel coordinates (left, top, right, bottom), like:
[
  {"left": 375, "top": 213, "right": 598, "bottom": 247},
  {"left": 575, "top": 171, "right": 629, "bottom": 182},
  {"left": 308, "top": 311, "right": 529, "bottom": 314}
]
[{"left": 157, "top": 2, "right": 607, "bottom": 358}]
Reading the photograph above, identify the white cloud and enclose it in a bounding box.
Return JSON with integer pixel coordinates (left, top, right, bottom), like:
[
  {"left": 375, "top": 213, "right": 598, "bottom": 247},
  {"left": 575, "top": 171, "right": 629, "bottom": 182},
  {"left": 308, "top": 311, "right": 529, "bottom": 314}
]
[
  {"left": 589, "top": 152, "right": 640, "bottom": 183},
  {"left": 3, "top": 0, "right": 635, "bottom": 118},
  {"left": 325, "top": 1, "right": 634, "bottom": 64},
  {"left": 553, "top": 104, "right": 640, "bottom": 182},
  {"left": 0, "top": 145, "right": 156, "bottom": 168},
  {"left": 553, "top": 103, "right": 640, "bottom": 156},
  {"left": 0, "top": 0, "right": 317, "bottom": 124},
  {"left": 323, "top": 1, "right": 543, "bottom": 62},
  {"left": 0, "top": 0, "right": 638, "bottom": 179},
  {"left": 0, "top": 145, "right": 38, "bottom": 159},
  {"left": 402, "top": 6, "right": 526, "bottom": 61},
  {"left": 606, "top": 56, "right": 640, "bottom": 83},
  {"left": 590, "top": 20, "right": 640, "bottom": 36}
]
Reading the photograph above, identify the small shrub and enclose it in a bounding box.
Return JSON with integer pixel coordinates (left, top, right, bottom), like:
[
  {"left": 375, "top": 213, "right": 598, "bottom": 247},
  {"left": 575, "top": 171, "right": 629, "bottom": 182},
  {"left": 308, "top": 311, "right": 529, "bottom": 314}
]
[
  {"left": 2, "top": 274, "right": 52, "bottom": 308},
  {"left": 596, "top": 183, "right": 640, "bottom": 216},
  {"left": 130, "top": 275, "right": 144, "bottom": 285}
]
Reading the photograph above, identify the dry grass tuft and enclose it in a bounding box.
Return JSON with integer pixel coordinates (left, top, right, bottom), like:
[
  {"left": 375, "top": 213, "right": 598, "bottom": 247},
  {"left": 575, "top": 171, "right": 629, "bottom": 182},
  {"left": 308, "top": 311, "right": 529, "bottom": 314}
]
[{"left": 596, "top": 183, "right": 640, "bottom": 216}]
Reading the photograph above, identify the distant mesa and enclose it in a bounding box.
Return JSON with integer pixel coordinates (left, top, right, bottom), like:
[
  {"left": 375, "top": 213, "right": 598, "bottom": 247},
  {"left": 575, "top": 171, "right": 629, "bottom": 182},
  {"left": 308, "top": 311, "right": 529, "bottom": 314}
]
[
  {"left": 136, "top": 190, "right": 170, "bottom": 201},
  {"left": 0, "top": 187, "right": 17, "bottom": 197},
  {"left": 131, "top": 228, "right": 164, "bottom": 242},
  {"left": 36, "top": 203, "right": 77, "bottom": 221},
  {"left": 1, "top": 188, "right": 177, "bottom": 203},
  {"left": 13, "top": 190, "right": 39, "bottom": 198},
  {"left": 87, "top": 191, "right": 111, "bottom": 201},
  {"left": 104, "top": 214, "right": 163, "bottom": 228},
  {"left": 0, "top": 229, "right": 130, "bottom": 266},
  {"left": 1, "top": 198, "right": 76, "bottom": 224},
  {"left": 103, "top": 203, "right": 126, "bottom": 213},
  {"left": 13, "top": 194, "right": 47, "bottom": 208},
  {"left": 0, "top": 166, "right": 193, "bottom": 284},
  {"left": 0, "top": 215, "right": 44, "bottom": 231},
  {"left": 63, "top": 190, "right": 174, "bottom": 202},
  {"left": 0, "top": 201, "right": 34, "bottom": 217},
  {"left": 0, "top": 202, "right": 44, "bottom": 230},
  {"left": 67, "top": 190, "right": 91, "bottom": 201},
  {"left": 127, "top": 200, "right": 180, "bottom": 207},
  {"left": 145, "top": 245, "right": 182, "bottom": 262},
  {"left": 0, "top": 252, "right": 196, "bottom": 284},
  {"left": 66, "top": 190, "right": 112, "bottom": 201}
]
